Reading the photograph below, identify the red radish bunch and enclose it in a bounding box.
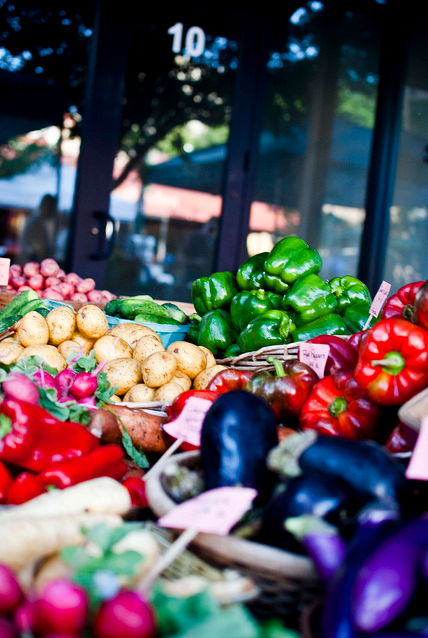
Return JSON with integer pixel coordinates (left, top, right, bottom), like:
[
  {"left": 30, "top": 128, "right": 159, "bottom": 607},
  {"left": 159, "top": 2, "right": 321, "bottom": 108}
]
[{"left": 7, "top": 260, "right": 116, "bottom": 305}]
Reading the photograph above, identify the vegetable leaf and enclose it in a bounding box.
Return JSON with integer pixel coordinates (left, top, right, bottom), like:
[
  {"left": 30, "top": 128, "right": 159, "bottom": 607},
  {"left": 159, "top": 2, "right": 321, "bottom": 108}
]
[
  {"left": 71, "top": 350, "right": 98, "bottom": 373},
  {"left": 38, "top": 386, "right": 70, "bottom": 421},
  {"left": 67, "top": 402, "right": 92, "bottom": 425},
  {"left": 84, "top": 522, "right": 143, "bottom": 553},
  {"left": 121, "top": 425, "right": 150, "bottom": 468},
  {"left": 95, "top": 370, "right": 117, "bottom": 404}
]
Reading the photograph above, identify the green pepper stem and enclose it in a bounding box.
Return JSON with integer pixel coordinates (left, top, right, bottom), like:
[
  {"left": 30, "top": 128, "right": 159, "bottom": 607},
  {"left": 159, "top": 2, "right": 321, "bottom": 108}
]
[
  {"left": 328, "top": 397, "right": 348, "bottom": 418},
  {"left": 189, "top": 313, "right": 202, "bottom": 323},
  {"left": 370, "top": 351, "right": 405, "bottom": 375},
  {"left": 266, "top": 356, "right": 286, "bottom": 377}
]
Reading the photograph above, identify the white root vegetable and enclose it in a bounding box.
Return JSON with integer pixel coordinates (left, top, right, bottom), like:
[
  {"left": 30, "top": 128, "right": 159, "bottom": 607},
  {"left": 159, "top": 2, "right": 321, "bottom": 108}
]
[
  {"left": 0, "top": 513, "right": 122, "bottom": 573},
  {"left": 0, "top": 477, "right": 131, "bottom": 521}
]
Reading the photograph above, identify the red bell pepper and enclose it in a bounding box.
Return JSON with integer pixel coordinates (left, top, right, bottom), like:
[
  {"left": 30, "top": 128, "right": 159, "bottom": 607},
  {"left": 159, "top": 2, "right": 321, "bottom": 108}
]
[
  {"left": 0, "top": 461, "right": 12, "bottom": 503},
  {"left": 299, "top": 369, "right": 382, "bottom": 439},
  {"left": 0, "top": 399, "right": 99, "bottom": 472},
  {"left": 348, "top": 329, "right": 369, "bottom": 352},
  {"left": 6, "top": 472, "right": 47, "bottom": 505},
  {"left": 121, "top": 476, "right": 148, "bottom": 508},
  {"left": 306, "top": 334, "right": 358, "bottom": 375},
  {"left": 383, "top": 421, "right": 417, "bottom": 456},
  {"left": 254, "top": 357, "right": 319, "bottom": 423},
  {"left": 165, "top": 389, "right": 219, "bottom": 451},
  {"left": 207, "top": 369, "right": 254, "bottom": 394},
  {"left": 354, "top": 317, "right": 428, "bottom": 406},
  {"left": 39, "top": 444, "right": 127, "bottom": 489},
  {"left": 381, "top": 280, "right": 424, "bottom": 320}
]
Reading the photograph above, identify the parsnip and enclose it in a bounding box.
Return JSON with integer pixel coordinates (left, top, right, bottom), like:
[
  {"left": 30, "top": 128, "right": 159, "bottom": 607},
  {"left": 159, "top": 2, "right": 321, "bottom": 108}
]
[
  {"left": 0, "top": 477, "right": 131, "bottom": 521},
  {"left": 0, "top": 513, "right": 122, "bottom": 572}
]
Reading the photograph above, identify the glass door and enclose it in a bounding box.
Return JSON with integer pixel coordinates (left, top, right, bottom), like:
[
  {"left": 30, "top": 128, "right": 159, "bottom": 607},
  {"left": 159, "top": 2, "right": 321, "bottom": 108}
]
[
  {"left": 102, "top": 9, "right": 242, "bottom": 302},
  {"left": 0, "top": 1, "right": 95, "bottom": 274}
]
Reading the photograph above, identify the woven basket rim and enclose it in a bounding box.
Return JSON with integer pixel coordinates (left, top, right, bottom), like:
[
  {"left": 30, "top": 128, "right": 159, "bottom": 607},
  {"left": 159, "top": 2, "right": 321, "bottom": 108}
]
[{"left": 145, "top": 450, "right": 319, "bottom": 583}]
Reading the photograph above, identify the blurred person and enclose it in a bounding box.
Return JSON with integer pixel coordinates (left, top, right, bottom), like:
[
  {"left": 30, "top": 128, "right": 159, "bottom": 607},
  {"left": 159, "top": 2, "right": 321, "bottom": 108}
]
[{"left": 20, "top": 193, "right": 57, "bottom": 262}]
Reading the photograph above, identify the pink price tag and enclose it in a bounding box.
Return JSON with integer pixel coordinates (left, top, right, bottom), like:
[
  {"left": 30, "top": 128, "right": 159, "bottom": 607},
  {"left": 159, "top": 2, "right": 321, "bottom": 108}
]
[
  {"left": 405, "top": 417, "right": 428, "bottom": 481},
  {"left": 299, "top": 342, "right": 330, "bottom": 378},
  {"left": 158, "top": 486, "right": 258, "bottom": 536},
  {"left": 0, "top": 258, "right": 10, "bottom": 286},
  {"left": 162, "top": 396, "right": 213, "bottom": 447},
  {"left": 369, "top": 280, "right": 391, "bottom": 317}
]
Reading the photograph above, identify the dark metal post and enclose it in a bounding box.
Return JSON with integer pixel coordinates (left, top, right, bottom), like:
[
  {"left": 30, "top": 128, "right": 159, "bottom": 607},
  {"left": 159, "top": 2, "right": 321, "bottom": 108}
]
[{"left": 357, "top": 5, "right": 411, "bottom": 295}]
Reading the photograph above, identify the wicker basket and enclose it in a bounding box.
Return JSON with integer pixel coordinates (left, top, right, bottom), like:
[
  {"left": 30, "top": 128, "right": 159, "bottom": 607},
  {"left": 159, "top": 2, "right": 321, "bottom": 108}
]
[
  {"left": 217, "top": 335, "right": 351, "bottom": 372},
  {"left": 145, "top": 450, "right": 322, "bottom": 626}
]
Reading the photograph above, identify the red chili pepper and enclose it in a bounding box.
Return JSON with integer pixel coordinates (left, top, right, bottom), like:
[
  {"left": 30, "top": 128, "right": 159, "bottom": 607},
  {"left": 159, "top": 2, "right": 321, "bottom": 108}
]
[
  {"left": 354, "top": 317, "right": 428, "bottom": 406},
  {"left": 254, "top": 356, "right": 319, "bottom": 423},
  {"left": 165, "top": 389, "right": 219, "bottom": 451},
  {"left": 306, "top": 334, "right": 358, "bottom": 375},
  {"left": 299, "top": 369, "right": 382, "bottom": 439},
  {"left": 381, "top": 281, "right": 424, "bottom": 320},
  {"left": 0, "top": 461, "right": 12, "bottom": 503},
  {"left": 0, "top": 399, "right": 99, "bottom": 473},
  {"left": 5, "top": 472, "right": 47, "bottom": 505},
  {"left": 39, "top": 444, "right": 127, "bottom": 489},
  {"left": 121, "top": 476, "right": 148, "bottom": 508},
  {"left": 207, "top": 369, "right": 254, "bottom": 394}
]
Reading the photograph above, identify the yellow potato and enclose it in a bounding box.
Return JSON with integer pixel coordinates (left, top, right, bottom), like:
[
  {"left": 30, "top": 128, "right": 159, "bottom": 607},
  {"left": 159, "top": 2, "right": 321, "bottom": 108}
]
[
  {"left": 93, "top": 335, "right": 133, "bottom": 364},
  {"left": 123, "top": 384, "right": 155, "bottom": 402},
  {"left": 0, "top": 340, "right": 24, "bottom": 365},
  {"left": 133, "top": 335, "right": 165, "bottom": 363},
  {"left": 154, "top": 382, "right": 183, "bottom": 403},
  {"left": 76, "top": 305, "right": 109, "bottom": 339},
  {"left": 57, "top": 340, "right": 85, "bottom": 360},
  {"left": 109, "top": 395, "right": 122, "bottom": 403},
  {"left": 46, "top": 306, "right": 77, "bottom": 346},
  {"left": 199, "top": 345, "right": 217, "bottom": 368},
  {"left": 71, "top": 331, "right": 94, "bottom": 355},
  {"left": 192, "top": 365, "right": 228, "bottom": 390},
  {"left": 166, "top": 341, "right": 207, "bottom": 379},
  {"left": 18, "top": 345, "right": 67, "bottom": 372},
  {"left": 104, "top": 358, "right": 143, "bottom": 396},
  {"left": 170, "top": 370, "right": 192, "bottom": 392},
  {"left": 107, "top": 323, "right": 162, "bottom": 347},
  {"left": 141, "top": 351, "right": 177, "bottom": 388},
  {"left": 17, "top": 311, "right": 50, "bottom": 347}
]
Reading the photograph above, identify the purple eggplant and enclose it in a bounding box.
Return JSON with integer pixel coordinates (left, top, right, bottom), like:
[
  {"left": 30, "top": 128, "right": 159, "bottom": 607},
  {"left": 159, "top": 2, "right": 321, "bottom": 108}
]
[
  {"left": 351, "top": 514, "right": 428, "bottom": 634},
  {"left": 285, "top": 514, "right": 347, "bottom": 584},
  {"left": 319, "top": 501, "right": 402, "bottom": 638}
]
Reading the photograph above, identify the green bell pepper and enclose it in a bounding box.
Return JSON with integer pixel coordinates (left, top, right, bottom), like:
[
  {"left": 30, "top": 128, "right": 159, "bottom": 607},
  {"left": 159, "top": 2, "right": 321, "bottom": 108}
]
[
  {"left": 191, "top": 271, "right": 239, "bottom": 316},
  {"left": 264, "top": 236, "right": 323, "bottom": 285},
  {"left": 236, "top": 253, "right": 268, "bottom": 290},
  {"left": 281, "top": 273, "right": 338, "bottom": 325},
  {"left": 230, "top": 289, "right": 282, "bottom": 333},
  {"left": 262, "top": 272, "right": 290, "bottom": 295},
  {"left": 223, "top": 343, "right": 242, "bottom": 358},
  {"left": 237, "top": 309, "right": 296, "bottom": 353},
  {"left": 292, "top": 313, "right": 351, "bottom": 342},
  {"left": 192, "top": 309, "right": 238, "bottom": 358},
  {"left": 343, "top": 302, "right": 372, "bottom": 333},
  {"left": 328, "top": 275, "right": 372, "bottom": 315}
]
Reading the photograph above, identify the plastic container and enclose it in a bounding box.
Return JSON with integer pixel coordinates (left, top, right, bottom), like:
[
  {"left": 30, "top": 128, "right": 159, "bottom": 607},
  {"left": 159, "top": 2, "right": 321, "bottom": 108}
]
[{"left": 105, "top": 314, "right": 189, "bottom": 348}]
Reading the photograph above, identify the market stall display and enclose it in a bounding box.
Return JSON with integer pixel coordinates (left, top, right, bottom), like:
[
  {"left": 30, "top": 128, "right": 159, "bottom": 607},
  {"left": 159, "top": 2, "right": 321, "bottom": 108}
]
[{"left": 2, "top": 236, "right": 428, "bottom": 637}]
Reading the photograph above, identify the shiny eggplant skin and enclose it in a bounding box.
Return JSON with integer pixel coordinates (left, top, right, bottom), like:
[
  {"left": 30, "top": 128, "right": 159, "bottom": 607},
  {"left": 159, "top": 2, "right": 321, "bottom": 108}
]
[{"left": 200, "top": 390, "right": 278, "bottom": 504}]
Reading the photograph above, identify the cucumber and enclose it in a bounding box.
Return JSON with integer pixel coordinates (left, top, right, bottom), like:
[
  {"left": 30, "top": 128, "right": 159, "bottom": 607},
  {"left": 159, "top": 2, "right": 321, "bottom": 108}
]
[
  {"left": 17, "top": 298, "right": 45, "bottom": 317},
  {"left": 161, "top": 302, "right": 187, "bottom": 325},
  {"left": 0, "top": 313, "right": 22, "bottom": 334},
  {"left": 117, "top": 298, "right": 174, "bottom": 320},
  {"left": 104, "top": 298, "right": 122, "bottom": 316},
  {"left": 35, "top": 306, "right": 49, "bottom": 318},
  {"left": 0, "top": 290, "right": 38, "bottom": 320},
  {"left": 134, "top": 313, "right": 181, "bottom": 325}
]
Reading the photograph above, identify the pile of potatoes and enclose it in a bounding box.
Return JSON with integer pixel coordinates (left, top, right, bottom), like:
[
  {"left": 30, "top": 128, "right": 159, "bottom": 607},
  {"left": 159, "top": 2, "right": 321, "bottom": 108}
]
[{"left": 0, "top": 304, "right": 226, "bottom": 403}]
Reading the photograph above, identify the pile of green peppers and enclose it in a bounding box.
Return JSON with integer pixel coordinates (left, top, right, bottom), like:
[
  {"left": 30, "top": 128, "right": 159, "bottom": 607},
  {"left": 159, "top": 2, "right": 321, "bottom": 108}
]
[{"left": 187, "top": 236, "right": 373, "bottom": 358}]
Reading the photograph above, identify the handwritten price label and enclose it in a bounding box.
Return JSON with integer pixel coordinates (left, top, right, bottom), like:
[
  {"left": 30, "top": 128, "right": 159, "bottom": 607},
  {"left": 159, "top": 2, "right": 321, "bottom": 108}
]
[
  {"left": 0, "top": 258, "right": 10, "bottom": 286},
  {"left": 158, "top": 486, "right": 258, "bottom": 536},
  {"left": 405, "top": 417, "right": 428, "bottom": 481},
  {"left": 369, "top": 280, "right": 391, "bottom": 318},
  {"left": 299, "top": 342, "right": 330, "bottom": 378},
  {"left": 162, "top": 396, "right": 213, "bottom": 447}
]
